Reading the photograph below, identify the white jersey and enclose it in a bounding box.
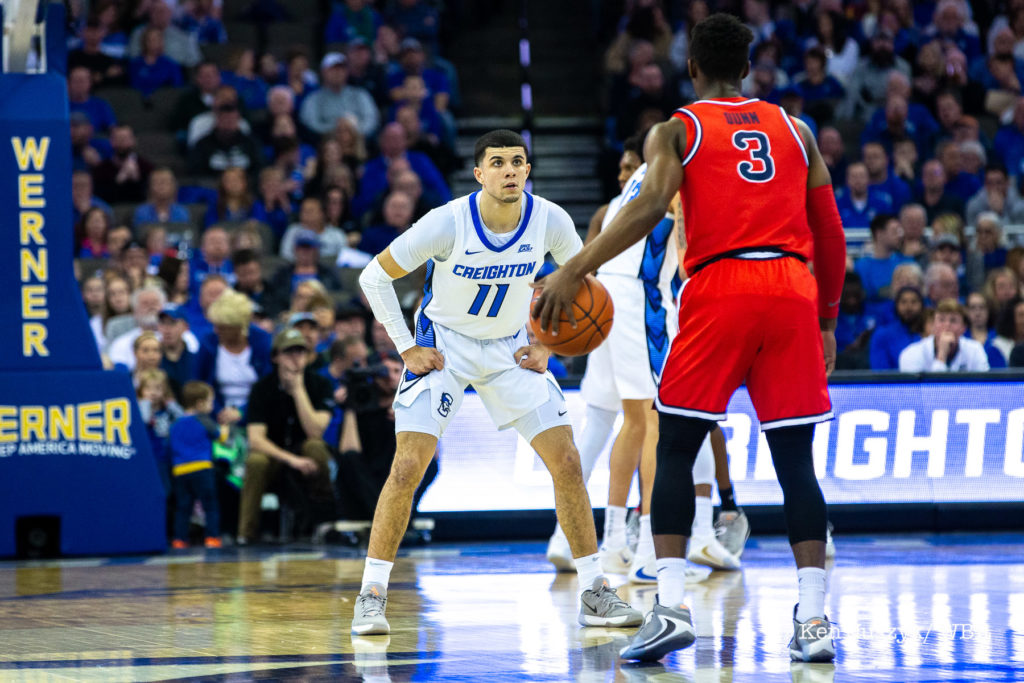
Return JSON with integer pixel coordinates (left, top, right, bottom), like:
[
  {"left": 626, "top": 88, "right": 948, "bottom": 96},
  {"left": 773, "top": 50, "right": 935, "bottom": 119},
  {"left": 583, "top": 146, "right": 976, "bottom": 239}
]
[
  {"left": 596, "top": 163, "right": 679, "bottom": 299},
  {"left": 389, "top": 191, "right": 582, "bottom": 340}
]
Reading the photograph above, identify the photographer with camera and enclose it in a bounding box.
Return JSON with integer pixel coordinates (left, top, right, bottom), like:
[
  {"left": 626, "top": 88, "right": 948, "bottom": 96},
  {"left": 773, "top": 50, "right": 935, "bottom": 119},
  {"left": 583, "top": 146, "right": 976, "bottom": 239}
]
[{"left": 335, "top": 351, "right": 438, "bottom": 521}]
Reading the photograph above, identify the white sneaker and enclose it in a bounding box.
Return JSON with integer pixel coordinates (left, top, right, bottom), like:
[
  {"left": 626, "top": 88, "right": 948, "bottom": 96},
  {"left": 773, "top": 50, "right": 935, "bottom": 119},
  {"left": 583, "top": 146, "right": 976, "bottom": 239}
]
[
  {"left": 545, "top": 531, "right": 574, "bottom": 572},
  {"left": 687, "top": 536, "right": 741, "bottom": 570},
  {"left": 600, "top": 543, "right": 634, "bottom": 574},
  {"left": 825, "top": 522, "right": 835, "bottom": 559},
  {"left": 628, "top": 554, "right": 712, "bottom": 584}
]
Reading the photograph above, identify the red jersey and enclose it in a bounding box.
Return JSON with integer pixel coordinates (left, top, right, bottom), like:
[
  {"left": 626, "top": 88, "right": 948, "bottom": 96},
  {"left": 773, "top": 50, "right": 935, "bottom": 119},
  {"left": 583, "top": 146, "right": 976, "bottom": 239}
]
[{"left": 672, "top": 97, "right": 812, "bottom": 276}]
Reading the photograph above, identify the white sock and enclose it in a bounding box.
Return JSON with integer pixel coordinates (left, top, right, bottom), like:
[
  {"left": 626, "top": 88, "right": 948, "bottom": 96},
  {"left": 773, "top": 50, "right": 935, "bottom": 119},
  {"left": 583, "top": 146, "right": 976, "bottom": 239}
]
[
  {"left": 575, "top": 553, "right": 603, "bottom": 597},
  {"left": 656, "top": 557, "right": 688, "bottom": 607},
  {"left": 634, "top": 514, "right": 654, "bottom": 559},
  {"left": 691, "top": 496, "right": 714, "bottom": 540},
  {"left": 795, "top": 567, "right": 827, "bottom": 622},
  {"left": 579, "top": 405, "right": 617, "bottom": 482},
  {"left": 361, "top": 557, "right": 394, "bottom": 593},
  {"left": 603, "top": 505, "right": 627, "bottom": 548}
]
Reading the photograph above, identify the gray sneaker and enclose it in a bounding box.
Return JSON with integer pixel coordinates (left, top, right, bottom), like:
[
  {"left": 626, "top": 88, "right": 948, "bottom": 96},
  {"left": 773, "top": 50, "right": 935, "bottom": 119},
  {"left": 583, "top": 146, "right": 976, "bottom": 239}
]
[
  {"left": 351, "top": 583, "right": 390, "bottom": 635},
  {"left": 619, "top": 600, "right": 696, "bottom": 661},
  {"left": 714, "top": 508, "right": 751, "bottom": 557},
  {"left": 578, "top": 577, "right": 643, "bottom": 627},
  {"left": 789, "top": 605, "right": 836, "bottom": 662}
]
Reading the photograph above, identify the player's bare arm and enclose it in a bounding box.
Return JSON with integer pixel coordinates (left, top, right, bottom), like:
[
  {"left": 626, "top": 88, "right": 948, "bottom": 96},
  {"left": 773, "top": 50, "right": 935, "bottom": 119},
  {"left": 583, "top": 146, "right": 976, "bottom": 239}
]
[
  {"left": 513, "top": 343, "right": 551, "bottom": 373},
  {"left": 584, "top": 204, "right": 608, "bottom": 246},
  {"left": 794, "top": 116, "right": 846, "bottom": 376},
  {"left": 531, "top": 119, "right": 686, "bottom": 334},
  {"left": 372, "top": 247, "right": 445, "bottom": 375}
]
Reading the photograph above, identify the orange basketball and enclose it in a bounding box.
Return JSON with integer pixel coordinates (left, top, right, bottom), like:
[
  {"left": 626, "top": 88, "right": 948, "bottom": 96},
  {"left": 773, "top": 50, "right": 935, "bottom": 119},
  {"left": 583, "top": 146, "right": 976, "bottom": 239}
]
[{"left": 530, "top": 274, "right": 614, "bottom": 356}]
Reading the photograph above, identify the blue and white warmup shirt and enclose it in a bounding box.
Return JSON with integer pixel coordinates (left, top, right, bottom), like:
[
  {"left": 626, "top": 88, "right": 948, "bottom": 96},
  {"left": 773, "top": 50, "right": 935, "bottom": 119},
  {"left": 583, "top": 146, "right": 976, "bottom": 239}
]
[{"left": 389, "top": 191, "right": 582, "bottom": 340}]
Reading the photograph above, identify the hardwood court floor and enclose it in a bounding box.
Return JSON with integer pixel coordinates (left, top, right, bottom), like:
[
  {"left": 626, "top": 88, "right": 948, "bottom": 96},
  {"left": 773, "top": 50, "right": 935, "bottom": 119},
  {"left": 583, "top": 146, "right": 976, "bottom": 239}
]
[{"left": 1, "top": 533, "right": 1022, "bottom": 682}]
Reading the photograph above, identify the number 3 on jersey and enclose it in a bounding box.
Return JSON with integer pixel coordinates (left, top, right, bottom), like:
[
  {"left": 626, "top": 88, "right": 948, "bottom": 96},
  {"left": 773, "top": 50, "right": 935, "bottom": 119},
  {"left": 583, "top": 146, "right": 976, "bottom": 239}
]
[{"left": 732, "top": 130, "right": 775, "bottom": 183}]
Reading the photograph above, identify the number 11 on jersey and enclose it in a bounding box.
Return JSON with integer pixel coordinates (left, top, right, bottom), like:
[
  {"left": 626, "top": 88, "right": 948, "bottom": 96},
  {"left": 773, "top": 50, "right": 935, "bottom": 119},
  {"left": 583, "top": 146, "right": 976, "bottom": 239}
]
[{"left": 467, "top": 283, "right": 509, "bottom": 317}]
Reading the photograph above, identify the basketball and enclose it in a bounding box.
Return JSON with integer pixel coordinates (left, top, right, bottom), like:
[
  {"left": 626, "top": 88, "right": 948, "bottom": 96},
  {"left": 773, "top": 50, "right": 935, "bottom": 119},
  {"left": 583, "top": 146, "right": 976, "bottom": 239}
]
[{"left": 530, "top": 274, "right": 614, "bottom": 356}]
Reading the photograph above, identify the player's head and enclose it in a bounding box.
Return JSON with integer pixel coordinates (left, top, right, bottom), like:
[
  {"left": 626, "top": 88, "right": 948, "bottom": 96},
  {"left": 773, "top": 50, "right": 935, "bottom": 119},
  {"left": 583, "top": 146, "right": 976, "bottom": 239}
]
[
  {"left": 473, "top": 129, "right": 531, "bottom": 204},
  {"left": 688, "top": 13, "right": 753, "bottom": 89},
  {"left": 618, "top": 134, "right": 644, "bottom": 189}
]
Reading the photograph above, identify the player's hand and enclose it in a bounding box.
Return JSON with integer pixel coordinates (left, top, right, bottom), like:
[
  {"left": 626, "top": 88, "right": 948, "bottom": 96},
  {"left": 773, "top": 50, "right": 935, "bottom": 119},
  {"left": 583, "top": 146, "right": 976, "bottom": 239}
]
[
  {"left": 530, "top": 269, "right": 580, "bottom": 336},
  {"left": 401, "top": 345, "right": 444, "bottom": 376},
  {"left": 935, "top": 331, "right": 958, "bottom": 362},
  {"left": 289, "top": 455, "right": 319, "bottom": 476},
  {"left": 513, "top": 344, "right": 550, "bottom": 374},
  {"left": 821, "top": 329, "right": 836, "bottom": 377}
]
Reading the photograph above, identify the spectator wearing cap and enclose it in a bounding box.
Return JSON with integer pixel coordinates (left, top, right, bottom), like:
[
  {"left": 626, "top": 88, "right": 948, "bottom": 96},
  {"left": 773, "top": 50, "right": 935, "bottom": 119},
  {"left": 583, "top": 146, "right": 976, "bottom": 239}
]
[
  {"left": 127, "top": 0, "right": 201, "bottom": 68},
  {"left": 898, "top": 299, "right": 989, "bottom": 372},
  {"left": 187, "top": 89, "right": 264, "bottom": 177},
  {"left": 238, "top": 327, "right": 335, "bottom": 544},
  {"left": 841, "top": 28, "right": 911, "bottom": 120},
  {"left": 299, "top": 53, "right": 379, "bottom": 138},
  {"left": 352, "top": 122, "right": 450, "bottom": 219},
  {"left": 345, "top": 37, "right": 389, "bottom": 107},
  {"left": 158, "top": 305, "right": 195, "bottom": 401},
  {"left": 836, "top": 162, "right": 893, "bottom": 230},
  {"left": 266, "top": 232, "right": 343, "bottom": 318},
  {"left": 194, "top": 289, "right": 273, "bottom": 420},
  {"left": 863, "top": 142, "right": 912, "bottom": 212},
  {"left": 128, "top": 25, "right": 184, "bottom": 97},
  {"left": 870, "top": 286, "right": 926, "bottom": 370},
  {"left": 325, "top": 0, "right": 383, "bottom": 45},
  {"left": 387, "top": 38, "right": 451, "bottom": 115},
  {"left": 918, "top": 160, "right": 966, "bottom": 223},
  {"left": 92, "top": 124, "right": 154, "bottom": 204},
  {"left": 966, "top": 165, "right": 1024, "bottom": 227},
  {"left": 70, "top": 113, "right": 109, "bottom": 174},
  {"left": 68, "top": 66, "right": 117, "bottom": 133},
  {"left": 280, "top": 197, "right": 349, "bottom": 262},
  {"left": 288, "top": 312, "right": 327, "bottom": 372}
]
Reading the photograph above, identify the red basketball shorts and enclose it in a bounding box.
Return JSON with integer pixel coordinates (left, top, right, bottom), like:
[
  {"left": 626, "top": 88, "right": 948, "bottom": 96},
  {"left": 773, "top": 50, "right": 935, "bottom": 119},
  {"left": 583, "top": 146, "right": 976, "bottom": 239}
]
[{"left": 656, "top": 257, "right": 833, "bottom": 430}]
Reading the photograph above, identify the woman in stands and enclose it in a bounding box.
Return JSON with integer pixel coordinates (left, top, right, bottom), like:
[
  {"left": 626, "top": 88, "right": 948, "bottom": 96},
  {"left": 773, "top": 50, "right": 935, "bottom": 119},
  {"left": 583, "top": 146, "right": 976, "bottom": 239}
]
[
  {"left": 204, "top": 167, "right": 258, "bottom": 228},
  {"left": 965, "top": 291, "right": 1007, "bottom": 368},
  {"left": 76, "top": 206, "right": 112, "bottom": 258}
]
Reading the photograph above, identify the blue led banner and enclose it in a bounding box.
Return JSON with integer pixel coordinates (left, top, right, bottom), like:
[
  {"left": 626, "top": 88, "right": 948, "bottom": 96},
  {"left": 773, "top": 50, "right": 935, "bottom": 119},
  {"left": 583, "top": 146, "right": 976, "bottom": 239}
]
[{"left": 419, "top": 381, "right": 1024, "bottom": 512}]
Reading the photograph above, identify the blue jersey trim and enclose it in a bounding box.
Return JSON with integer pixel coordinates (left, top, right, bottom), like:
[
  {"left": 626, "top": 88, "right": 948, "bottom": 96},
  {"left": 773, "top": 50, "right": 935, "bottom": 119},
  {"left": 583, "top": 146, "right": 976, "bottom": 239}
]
[
  {"left": 468, "top": 191, "right": 534, "bottom": 252},
  {"left": 638, "top": 216, "right": 675, "bottom": 381},
  {"left": 406, "top": 262, "right": 437, "bottom": 382}
]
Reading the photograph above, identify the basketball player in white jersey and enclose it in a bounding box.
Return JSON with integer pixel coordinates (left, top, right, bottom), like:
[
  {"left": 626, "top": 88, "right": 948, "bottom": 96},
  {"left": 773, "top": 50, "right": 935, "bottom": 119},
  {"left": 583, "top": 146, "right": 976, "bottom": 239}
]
[
  {"left": 351, "top": 130, "right": 642, "bottom": 636},
  {"left": 546, "top": 156, "right": 741, "bottom": 583}
]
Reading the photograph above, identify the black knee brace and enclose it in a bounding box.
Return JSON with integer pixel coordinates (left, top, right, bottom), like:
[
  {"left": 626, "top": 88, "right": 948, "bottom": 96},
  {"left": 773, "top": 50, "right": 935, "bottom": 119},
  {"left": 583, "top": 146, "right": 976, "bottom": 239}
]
[
  {"left": 650, "top": 413, "right": 713, "bottom": 536},
  {"left": 764, "top": 424, "right": 828, "bottom": 544}
]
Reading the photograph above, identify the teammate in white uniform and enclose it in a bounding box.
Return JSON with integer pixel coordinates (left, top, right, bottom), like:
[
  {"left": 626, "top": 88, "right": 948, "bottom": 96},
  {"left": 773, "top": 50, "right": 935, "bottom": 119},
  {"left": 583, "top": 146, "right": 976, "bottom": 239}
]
[
  {"left": 351, "top": 130, "right": 642, "bottom": 636},
  {"left": 547, "top": 157, "right": 741, "bottom": 582}
]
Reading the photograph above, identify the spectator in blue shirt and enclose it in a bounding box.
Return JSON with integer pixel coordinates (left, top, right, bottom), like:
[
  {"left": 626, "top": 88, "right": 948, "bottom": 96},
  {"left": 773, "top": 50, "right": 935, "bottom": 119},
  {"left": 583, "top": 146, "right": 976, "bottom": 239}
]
[
  {"left": 918, "top": 159, "right": 966, "bottom": 222},
  {"left": 253, "top": 166, "right": 294, "bottom": 243},
  {"left": 221, "top": 48, "right": 269, "bottom": 112},
  {"left": 189, "top": 226, "right": 236, "bottom": 298},
  {"left": 835, "top": 272, "right": 875, "bottom": 354},
  {"left": 70, "top": 112, "right": 112, "bottom": 172},
  {"left": 861, "top": 92, "right": 937, "bottom": 158},
  {"left": 973, "top": 212, "right": 1010, "bottom": 273},
  {"left": 792, "top": 46, "right": 844, "bottom": 126},
  {"left": 836, "top": 162, "right": 893, "bottom": 229},
  {"left": 68, "top": 66, "right": 117, "bottom": 132},
  {"left": 134, "top": 167, "right": 191, "bottom": 227},
  {"left": 993, "top": 98, "right": 1024, "bottom": 178},
  {"left": 925, "top": 1, "right": 981, "bottom": 63},
  {"left": 387, "top": 38, "right": 451, "bottom": 116},
  {"left": 176, "top": 0, "right": 228, "bottom": 45},
  {"left": 204, "top": 167, "right": 259, "bottom": 228},
  {"left": 387, "top": 0, "right": 440, "bottom": 54},
  {"left": 352, "top": 122, "right": 450, "bottom": 219},
  {"left": 856, "top": 214, "right": 912, "bottom": 302},
  {"left": 936, "top": 140, "right": 982, "bottom": 203},
  {"left": 129, "top": 27, "right": 184, "bottom": 96},
  {"left": 818, "top": 126, "right": 847, "bottom": 188},
  {"left": 325, "top": 0, "right": 383, "bottom": 45},
  {"left": 71, "top": 170, "right": 112, "bottom": 228},
  {"left": 863, "top": 142, "right": 912, "bottom": 211},
  {"left": 359, "top": 191, "right": 415, "bottom": 256},
  {"left": 870, "top": 286, "right": 925, "bottom": 369},
  {"left": 965, "top": 291, "right": 1007, "bottom": 368}
]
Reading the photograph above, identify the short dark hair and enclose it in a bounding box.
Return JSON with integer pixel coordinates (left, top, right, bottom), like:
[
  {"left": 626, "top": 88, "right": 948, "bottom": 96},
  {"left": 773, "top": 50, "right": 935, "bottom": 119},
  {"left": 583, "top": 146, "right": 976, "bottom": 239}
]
[
  {"left": 869, "top": 213, "right": 895, "bottom": 236},
  {"left": 474, "top": 129, "right": 528, "bottom": 167},
  {"left": 181, "top": 380, "right": 213, "bottom": 409},
  {"left": 689, "top": 13, "right": 754, "bottom": 83},
  {"left": 232, "top": 248, "right": 259, "bottom": 268},
  {"left": 623, "top": 133, "right": 644, "bottom": 162},
  {"left": 985, "top": 162, "right": 1008, "bottom": 177}
]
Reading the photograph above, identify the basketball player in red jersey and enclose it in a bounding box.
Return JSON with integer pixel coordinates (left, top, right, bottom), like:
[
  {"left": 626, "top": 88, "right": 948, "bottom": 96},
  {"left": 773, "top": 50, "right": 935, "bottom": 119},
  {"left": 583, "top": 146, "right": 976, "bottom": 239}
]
[{"left": 533, "top": 13, "right": 845, "bottom": 663}]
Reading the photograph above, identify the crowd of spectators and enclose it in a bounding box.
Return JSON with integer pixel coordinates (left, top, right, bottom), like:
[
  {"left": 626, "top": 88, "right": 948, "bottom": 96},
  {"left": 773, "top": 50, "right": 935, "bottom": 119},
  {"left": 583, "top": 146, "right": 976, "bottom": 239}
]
[
  {"left": 600, "top": 0, "right": 1024, "bottom": 371},
  {"left": 68, "top": 0, "right": 454, "bottom": 544}
]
